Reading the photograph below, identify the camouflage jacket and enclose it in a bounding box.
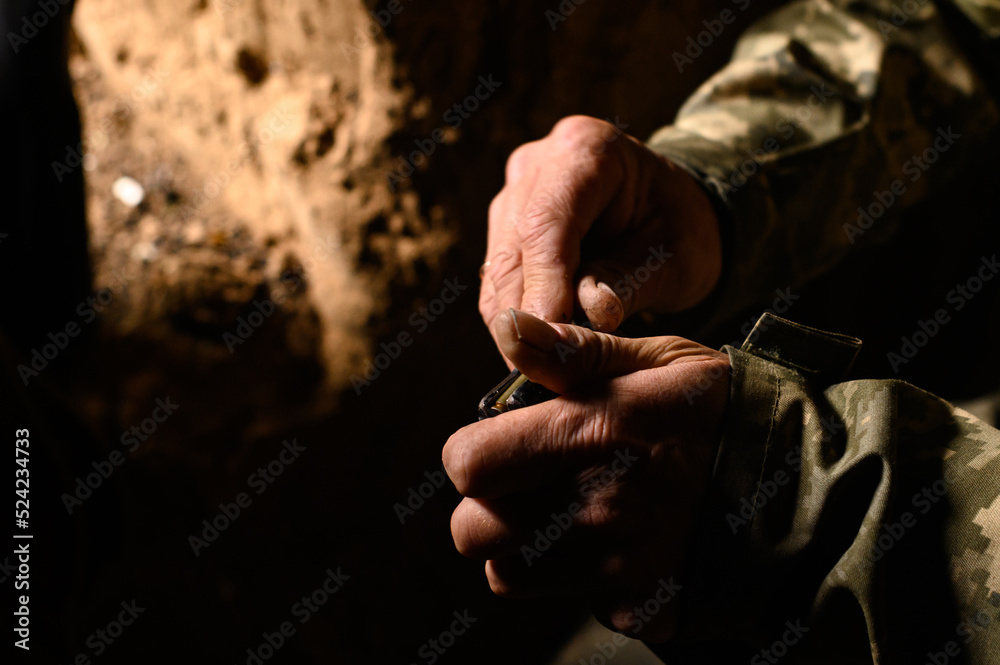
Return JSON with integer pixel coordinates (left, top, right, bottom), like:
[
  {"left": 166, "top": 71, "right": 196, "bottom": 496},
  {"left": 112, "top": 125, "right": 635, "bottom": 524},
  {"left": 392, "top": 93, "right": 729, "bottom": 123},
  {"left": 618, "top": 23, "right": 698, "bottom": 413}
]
[
  {"left": 648, "top": 314, "right": 1000, "bottom": 664},
  {"left": 649, "top": 0, "right": 1000, "bottom": 329},
  {"left": 643, "top": 0, "right": 1000, "bottom": 663}
]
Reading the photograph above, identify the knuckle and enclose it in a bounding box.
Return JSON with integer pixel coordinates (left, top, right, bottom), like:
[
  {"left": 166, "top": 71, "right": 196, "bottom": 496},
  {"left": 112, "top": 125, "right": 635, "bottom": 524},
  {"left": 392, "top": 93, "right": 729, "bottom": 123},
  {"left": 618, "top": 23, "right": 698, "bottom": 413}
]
[
  {"left": 550, "top": 115, "right": 621, "bottom": 162},
  {"left": 489, "top": 248, "right": 519, "bottom": 275},
  {"left": 551, "top": 327, "right": 587, "bottom": 373},
  {"left": 595, "top": 602, "right": 639, "bottom": 636},
  {"left": 589, "top": 332, "right": 623, "bottom": 378},
  {"left": 489, "top": 582, "right": 518, "bottom": 599},
  {"left": 521, "top": 247, "right": 565, "bottom": 280},
  {"left": 550, "top": 115, "right": 606, "bottom": 146},
  {"left": 585, "top": 402, "right": 617, "bottom": 449},
  {"left": 693, "top": 356, "right": 732, "bottom": 396},
  {"left": 546, "top": 399, "right": 593, "bottom": 454},
  {"left": 584, "top": 500, "right": 621, "bottom": 531},
  {"left": 519, "top": 213, "right": 554, "bottom": 246},
  {"left": 458, "top": 442, "right": 491, "bottom": 496},
  {"left": 442, "top": 436, "right": 477, "bottom": 496},
  {"left": 548, "top": 408, "right": 576, "bottom": 448},
  {"left": 505, "top": 143, "right": 536, "bottom": 182},
  {"left": 486, "top": 251, "right": 521, "bottom": 293},
  {"left": 518, "top": 204, "right": 567, "bottom": 252},
  {"left": 486, "top": 561, "right": 524, "bottom": 599},
  {"left": 450, "top": 506, "right": 481, "bottom": 558}
]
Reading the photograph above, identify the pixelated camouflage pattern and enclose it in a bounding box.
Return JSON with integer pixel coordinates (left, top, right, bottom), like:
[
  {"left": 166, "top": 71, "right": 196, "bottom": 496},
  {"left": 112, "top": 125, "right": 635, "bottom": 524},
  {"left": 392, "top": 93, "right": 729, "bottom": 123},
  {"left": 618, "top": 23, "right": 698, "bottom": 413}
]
[
  {"left": 952, "top": 0, "right": 1000, "bottom": 38},
  {"left": 646, "top": 0, "right": 1000, "bottom": 332},
  {"left": 639, "top": 1, "right": 1000, "bottom": 659},
  {"left": 662, "top": 314, "right": 1000, "bottom": 664}
]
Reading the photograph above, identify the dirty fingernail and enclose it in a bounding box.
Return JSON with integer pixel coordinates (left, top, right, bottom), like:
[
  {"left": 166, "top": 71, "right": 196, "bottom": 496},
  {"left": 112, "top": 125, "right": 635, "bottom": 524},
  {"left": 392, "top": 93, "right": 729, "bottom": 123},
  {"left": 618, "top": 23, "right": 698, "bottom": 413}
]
[{"left": 579, "top": 276, "right": 623, "bottom": 332}]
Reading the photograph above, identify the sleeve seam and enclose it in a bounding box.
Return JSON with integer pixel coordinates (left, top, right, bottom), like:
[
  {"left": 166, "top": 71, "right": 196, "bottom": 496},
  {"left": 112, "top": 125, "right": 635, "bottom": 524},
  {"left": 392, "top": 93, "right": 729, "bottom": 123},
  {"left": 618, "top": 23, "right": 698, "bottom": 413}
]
[{"left": 747, "top": 362, "right": 781, "bottom": 534}]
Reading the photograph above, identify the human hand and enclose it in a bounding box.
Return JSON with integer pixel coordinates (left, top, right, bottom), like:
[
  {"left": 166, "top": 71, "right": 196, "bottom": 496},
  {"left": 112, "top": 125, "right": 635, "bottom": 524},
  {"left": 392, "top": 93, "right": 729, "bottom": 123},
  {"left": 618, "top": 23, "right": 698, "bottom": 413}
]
[
  {"left": 479, "top": 116, "right": 722, "bottom": 362},
  {"left": 444, "top": 309, "right": 730, "bottom": 641}
]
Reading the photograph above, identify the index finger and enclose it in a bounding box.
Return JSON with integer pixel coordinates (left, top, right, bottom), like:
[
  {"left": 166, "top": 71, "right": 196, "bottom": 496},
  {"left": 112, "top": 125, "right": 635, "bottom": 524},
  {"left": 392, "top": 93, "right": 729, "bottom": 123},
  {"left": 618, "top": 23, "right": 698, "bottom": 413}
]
[
  {"left": 492, "top": 118, "right": 634, "bottom": 325},
  {"left": 443, "top": 396, "right": 615, "bottom": 498}
]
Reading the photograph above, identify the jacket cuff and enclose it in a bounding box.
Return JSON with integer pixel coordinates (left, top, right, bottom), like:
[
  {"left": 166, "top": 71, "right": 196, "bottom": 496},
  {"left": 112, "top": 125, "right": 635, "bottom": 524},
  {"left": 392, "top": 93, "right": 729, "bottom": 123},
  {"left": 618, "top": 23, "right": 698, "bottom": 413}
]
[
  {"left": 667, "top": 315, "right": 860, "bottom": 645},
  {"left": 646, "top": 132, "right": 738, "bottom": 330}
]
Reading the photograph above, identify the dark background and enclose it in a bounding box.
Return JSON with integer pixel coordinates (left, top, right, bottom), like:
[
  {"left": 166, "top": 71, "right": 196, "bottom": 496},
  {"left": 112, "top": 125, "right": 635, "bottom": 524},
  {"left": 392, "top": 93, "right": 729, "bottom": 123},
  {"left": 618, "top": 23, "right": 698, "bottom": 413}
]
[{"left": 2, "top": 0, "right": 998, "bottom": 663}]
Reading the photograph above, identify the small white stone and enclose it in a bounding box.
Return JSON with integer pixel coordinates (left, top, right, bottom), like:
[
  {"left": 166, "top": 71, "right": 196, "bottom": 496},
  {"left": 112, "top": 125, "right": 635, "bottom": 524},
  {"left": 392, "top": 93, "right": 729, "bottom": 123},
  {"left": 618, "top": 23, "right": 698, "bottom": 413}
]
[{"left": 112, "top": 176, "right": 145, "bottom": 207}]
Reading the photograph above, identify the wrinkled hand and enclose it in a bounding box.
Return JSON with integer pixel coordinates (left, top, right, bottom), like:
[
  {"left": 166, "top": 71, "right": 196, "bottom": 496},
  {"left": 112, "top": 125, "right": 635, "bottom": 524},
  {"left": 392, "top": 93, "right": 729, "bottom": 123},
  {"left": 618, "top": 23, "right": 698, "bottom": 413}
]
[
  {"left": 443, "top": 309, "right": 730, "bottom": 641},
  {"left": 480, "top": 115, "right": 722, "bottom": 360}
]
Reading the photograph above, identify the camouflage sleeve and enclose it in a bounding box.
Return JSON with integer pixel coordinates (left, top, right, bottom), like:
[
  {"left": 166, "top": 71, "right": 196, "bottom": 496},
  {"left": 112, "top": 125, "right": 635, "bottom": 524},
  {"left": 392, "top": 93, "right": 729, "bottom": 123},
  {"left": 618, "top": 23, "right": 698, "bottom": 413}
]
[
  {"left": 647, "top": 0, "right": 1000, "bottom": 324},
  {"left": 653, "top": 314, "right": 1000, "bottom": 664}
]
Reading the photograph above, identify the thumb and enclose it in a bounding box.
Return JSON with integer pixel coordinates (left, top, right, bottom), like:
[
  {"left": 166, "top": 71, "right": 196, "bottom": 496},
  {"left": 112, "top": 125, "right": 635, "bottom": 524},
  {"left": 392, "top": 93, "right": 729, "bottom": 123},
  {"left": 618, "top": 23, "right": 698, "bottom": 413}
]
[
  {"left": 574, "top": 237, "right": 675, "bottom": 333},
  {"left": 495, "top": 308, "right": 719, "bottom": 395}
]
